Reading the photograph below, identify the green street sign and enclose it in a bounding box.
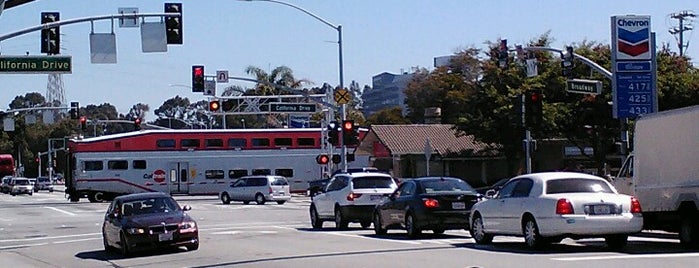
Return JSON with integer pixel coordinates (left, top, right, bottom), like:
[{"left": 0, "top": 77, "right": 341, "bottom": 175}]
[
  {"left": 269, "top": 103, "right": 316, "bottom": 113},
  {"left": 0, "top": 55, "right": 72, "bottom": 74},
  {"left": 566, "top": 79, "right": 601, "bottom": 95}
]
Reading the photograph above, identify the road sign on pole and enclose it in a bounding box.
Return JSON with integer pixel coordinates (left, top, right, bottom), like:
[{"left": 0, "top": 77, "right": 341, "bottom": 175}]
[
  {"left": 216, "top": 70, "right": 229, "bottom": 83},
  {"left": 269, "top": 103, "right": 316, "bottom": 113},
  {"left": 566, "top": 79, "right": 602, "bottom": 95},
  {"left": 0, "top": 55, "right": 72, "bottom": 73}
]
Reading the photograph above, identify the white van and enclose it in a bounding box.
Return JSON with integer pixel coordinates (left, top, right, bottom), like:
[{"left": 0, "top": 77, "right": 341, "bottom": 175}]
[{"left": 219, "top": 175, "right": 291, "bottom": 205}]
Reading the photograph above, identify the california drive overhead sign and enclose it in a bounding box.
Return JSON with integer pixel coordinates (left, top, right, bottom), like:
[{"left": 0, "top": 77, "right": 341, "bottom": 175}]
[{"left": 612, "top": 15, "right": 651, "bottom": 61}]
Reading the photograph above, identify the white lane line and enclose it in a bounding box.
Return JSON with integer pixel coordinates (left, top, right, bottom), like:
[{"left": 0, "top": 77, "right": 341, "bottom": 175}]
[
  {"left": 0, "top": 242, "right": 49, "bottom": 250},
  {"left": 322, "top": 231, "right": 422, "bottom": 245},
  {"left": 0, "top": 232, "right": 100, "bottom": 243},
  {"left": 44, "top": 206, "right": 77, "bottom": 216},
  {"left": 52, "top": 237, "right": 101, "bottom": 244},
  {"left": 552, "top": 253, "right": 699, "bottom": 261}
]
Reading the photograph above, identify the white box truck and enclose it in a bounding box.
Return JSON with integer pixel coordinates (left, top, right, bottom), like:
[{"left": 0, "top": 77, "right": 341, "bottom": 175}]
[{"left": 612, "top": 105, "right": 699, "bottom": 247}]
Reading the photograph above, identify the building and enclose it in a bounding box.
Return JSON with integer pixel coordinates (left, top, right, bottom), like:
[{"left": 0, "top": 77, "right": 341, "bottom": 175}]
[{"left": 361, "top": 72, "right": 414, "bottom": 117}]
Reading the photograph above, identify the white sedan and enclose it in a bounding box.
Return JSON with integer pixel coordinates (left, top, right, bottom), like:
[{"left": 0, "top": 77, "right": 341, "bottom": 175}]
[{"left": 470, "top": 172, "right": 643, "bottom": 249}]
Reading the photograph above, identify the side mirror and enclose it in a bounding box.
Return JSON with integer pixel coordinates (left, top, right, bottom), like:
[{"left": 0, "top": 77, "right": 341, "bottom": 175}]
[
  {"left": 182, "top": 205, "right": 192, "bottom": 211},
  {"left": 485, "top": 189, "right": 497, "bottom": 198}
]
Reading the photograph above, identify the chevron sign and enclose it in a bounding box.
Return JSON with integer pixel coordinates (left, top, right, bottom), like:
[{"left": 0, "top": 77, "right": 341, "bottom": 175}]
[{"left": 613, "top": 15, "right": 651, "bottom": 60}]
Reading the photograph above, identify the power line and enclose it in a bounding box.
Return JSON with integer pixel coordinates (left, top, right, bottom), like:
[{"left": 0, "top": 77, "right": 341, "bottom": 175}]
[{"left": 668, "top": 10, "right": 696, "bottom": 57}]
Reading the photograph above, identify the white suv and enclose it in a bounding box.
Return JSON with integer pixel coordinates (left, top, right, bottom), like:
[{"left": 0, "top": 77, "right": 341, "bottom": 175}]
[
  {"left": 310, "top": 171, "right": 397, "bottom": 230},
  {"left": 219, "top": 175, "right": 292, "bottom": 205}
]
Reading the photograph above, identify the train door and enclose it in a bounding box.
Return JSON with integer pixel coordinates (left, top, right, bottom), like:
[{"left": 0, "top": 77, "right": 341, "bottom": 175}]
[{"left": 168, "top": 162, "right": 189, "bottom": 194}]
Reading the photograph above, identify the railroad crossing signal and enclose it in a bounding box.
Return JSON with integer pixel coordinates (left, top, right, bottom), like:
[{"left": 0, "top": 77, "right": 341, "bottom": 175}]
[
  {"left": 164, "top": 3, "right": 183, "bottom": 44},
  {"left": 316, "top": 154, "right": 329, "bottom": 165},
  {"left": 342, "top": 120, "right": 359, "bottom": 146},
  {"left": 327, "top": 121, "right": 339, "bottom": 146},
  {"left": 134, "top": 118, "right": 142, "bottom": 130},
  {"left": 209, "top": 100, "right": 220, "bottom": 112},
  {"left": 40, "top": 12, "right": 60, "bottom": 54},
  {"left": 334, "top": 89, "right": 351, "bottom": 105}
]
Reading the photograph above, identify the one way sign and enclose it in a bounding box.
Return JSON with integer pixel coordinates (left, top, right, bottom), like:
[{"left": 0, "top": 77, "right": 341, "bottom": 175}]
[{"left": 216, "top": 70, "right": 229, "bottom": 83}]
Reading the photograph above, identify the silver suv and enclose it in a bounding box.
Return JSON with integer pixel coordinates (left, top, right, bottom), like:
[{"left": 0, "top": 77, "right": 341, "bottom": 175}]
[
  {"left": 10, "top": 177, "right": 33, "bottom": 196},
  {"left": 219, "top": 175, "right": 291, "bottom": 205},
  {"left": 310, "top": 171, "right": 397, "bottom": 230},
  {"left": 34, "top": 177, "right": 54, "bottom": 192}
]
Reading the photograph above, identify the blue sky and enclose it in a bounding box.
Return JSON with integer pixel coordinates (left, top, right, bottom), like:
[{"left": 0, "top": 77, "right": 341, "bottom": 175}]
[{"left": 1, "top": 0, "right": 697, "bottom": 118}]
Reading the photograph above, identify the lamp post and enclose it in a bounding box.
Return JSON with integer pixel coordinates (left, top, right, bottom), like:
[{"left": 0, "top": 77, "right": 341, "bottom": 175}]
[{"left": 239, "top": 0, "right": 347, "bottom": 171}]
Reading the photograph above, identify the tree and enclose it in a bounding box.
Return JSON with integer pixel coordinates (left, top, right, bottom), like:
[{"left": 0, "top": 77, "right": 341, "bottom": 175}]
[
  {"left": 244, "top": 65, "right": 312, "bottom": 95},
  {"left": 365, "top": 107, "right": 411, "bottom": 125}
]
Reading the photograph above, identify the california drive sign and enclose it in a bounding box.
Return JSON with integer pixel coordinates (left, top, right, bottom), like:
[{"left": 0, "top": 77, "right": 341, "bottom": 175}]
[{"left": 612, "top": 15, "right": 651, "bottom": 61}]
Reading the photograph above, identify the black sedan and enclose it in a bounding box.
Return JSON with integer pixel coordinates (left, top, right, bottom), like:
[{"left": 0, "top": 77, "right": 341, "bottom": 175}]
[
  {"left": 102, "top": 192, "right": 199, "bottom": 256},
  {"left": 373, "top": 177, "right": 480, "bottom": 238}
]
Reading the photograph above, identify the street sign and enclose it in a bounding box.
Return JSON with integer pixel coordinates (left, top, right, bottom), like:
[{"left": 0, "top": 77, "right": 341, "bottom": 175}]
[
  {"left": 216, "top": 70, "right": 229, "bottom": 83},
  {"left": 0, "top": 56, "right": 72, "bottom": 73},
  {"left": 334, "top": 89, "right": 351, "bottom": 104},
  {"left": 204, "top": 80, "right": 216, "bottom": 96},
  {"left": 269, "top": 103, "right": 316, "bottom": 113},
  {"left": 566, "top": 79, "right": 602, "bottom": 95}
]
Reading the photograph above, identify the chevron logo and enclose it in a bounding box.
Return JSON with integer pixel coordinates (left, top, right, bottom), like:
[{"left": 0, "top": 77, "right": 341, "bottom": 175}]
[
  {"left": 614, "top": 16, "right": 651, "bottom": 60},
  {"left": 618, "top": 28, "right": 649, "bottom": 56}
]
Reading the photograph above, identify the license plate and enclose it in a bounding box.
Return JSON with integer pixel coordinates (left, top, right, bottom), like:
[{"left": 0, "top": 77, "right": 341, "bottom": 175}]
[
  {"left": 592, "top": 205, "right": 611, "bottom": 215},
  {"left": 158, "top": 232, "right": 173, "bottom": 241},
  {"left": 370, "top": 195, "right": 383, "bottom": 201},
  {"left": 452, "top": 202, "right": 466, "bottom": 209}
]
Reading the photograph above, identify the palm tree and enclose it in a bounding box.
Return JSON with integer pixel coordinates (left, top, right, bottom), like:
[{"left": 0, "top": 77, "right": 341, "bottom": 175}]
[{"left": 244, "top": 65, "right": 312, "bottom": 95}]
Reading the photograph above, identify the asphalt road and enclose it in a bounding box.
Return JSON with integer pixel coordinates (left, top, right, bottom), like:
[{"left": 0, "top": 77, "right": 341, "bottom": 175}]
[{"left": 1, "top": 188, "right": 698, "bottom": 268}]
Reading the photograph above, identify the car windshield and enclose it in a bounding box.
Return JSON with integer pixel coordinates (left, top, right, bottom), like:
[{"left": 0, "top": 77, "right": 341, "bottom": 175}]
[
  {"left": 421, "top": 178, "right": 476, "bottom": 193},
  {"left": 15, "top": 180, "right": 30, "bottom": 185},
  {"left": 352, "top": 176, "right": 395, "bottom": 189},
  {"left": 546, "top": 178, "right": 614, "bottom": 194},
  {"left": 37, "top": 177, "right": 49, "bottom": 182},
  {"left": 122, "top": 197, "right": 180, "bottom": 216},
  {"left": 271, "top": 177, "right": 288, "bottom": 186}
]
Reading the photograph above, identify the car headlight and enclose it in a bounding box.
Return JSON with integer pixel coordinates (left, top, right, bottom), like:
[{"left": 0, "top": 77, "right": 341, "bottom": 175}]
[
  {"left": 179, "top": 221, "right": 197, "bottom": 233},
  {"left": 126, "top": 227, "right": 146, "bottom": 234}
]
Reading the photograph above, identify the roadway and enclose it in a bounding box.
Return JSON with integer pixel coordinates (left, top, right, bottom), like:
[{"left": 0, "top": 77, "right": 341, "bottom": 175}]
[{"left": 0, "top": 188, "right": 697, "bottom": 268}]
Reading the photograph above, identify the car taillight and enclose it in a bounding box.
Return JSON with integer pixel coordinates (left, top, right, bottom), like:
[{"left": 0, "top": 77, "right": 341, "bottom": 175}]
[
  {"left": 347, "top": 192, "right": 362, "bottom": 201},
  {"left": 556, "top": 198, "right": 574, "bottom": 215},
  {"left": 630, "top": 197, "right": 642, "bottom": 213},
  {"left": 269, "top": 187, "right": 273, "bottom": 194},
  {"left": 423, "top": 198, "right": 439, "bottom": 208}
]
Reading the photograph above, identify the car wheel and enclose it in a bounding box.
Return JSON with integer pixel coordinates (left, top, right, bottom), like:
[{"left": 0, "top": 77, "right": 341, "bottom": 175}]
[
  {"left": 119, "top": 232, "right": 131, "bottom": 256},
  {"left": 220, "top": 193, "right": 231, "bottom": 204},
  {"left": 88, "top": 192, "right": 105, "bottom": 203},
  {"left": 276, "top": 201, "right": 286, "bottom": 205},
  {"left": 470, "top": 214, "right": 493, "bottom": 244},
  {"left": 186, "top": 242, "right": 199, "bottom": 251},
  {"left": 374, "top": 211, "right": 387, "bottom": 235},
  {"left": 255, "top": 193, "right": 266, "bottom": 205},
  {"left": 433, "top": 228, "right": 445, "bottom": 234},
  {"left": 310, "top": 205, "right": 323, "bottom": 229},
  {"left": 334, "top": 207, "right": 348, "bottom": 230},
  {"left": 605, "top": 234, "right": 628, "bottom": 249},
  {"left": 360, "top": 221, "right": 371, "bottom": 229},
  {"left": 523, "top": 217, "right": 545, "bottom": 249},
  {"left": 406, "top": 213, "right": 421, "bottom": 239},
  {"left": 29, "top": 192, "right": 32, "bottom": 196},
  {"left": 679, "top": 213, "right": 699, "bottom": 248}
]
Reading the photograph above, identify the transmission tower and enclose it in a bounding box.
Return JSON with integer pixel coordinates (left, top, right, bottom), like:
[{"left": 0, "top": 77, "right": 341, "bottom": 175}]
[
  {"left": 46, "top": 73, "right": 65, "bottom": 107},
  {"left": 668, "top": 10, "right": 696, "bottom": 57}
]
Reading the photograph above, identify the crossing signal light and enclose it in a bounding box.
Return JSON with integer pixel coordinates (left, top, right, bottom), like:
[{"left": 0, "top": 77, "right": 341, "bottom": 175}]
[
  {"left": 209, "top": 100, "right": 220, "bottom": 112},
  {"left": 525, "top": 90, "right": 544, "bottom": 129},
  {"left": 134, "top": 118, "right": 142, "bottom": 130},
  {"left": 327, "top": 121, "right": 339, "bottom": 146},
  {"left": 316, "top": 154, "right": 329, "bottom": 165},
  {"left": 164, "top": 3, "right": 183, "bottom": 44},
  {"left": 342, "top": 120, "right": 359, "bottom": 146},
  {"left": 332, "top": 154, "right": 341, "bottom": 164},
  {"left": 69, "top": 101, "right": 79, "bottom": 119},
  {"left": 79, "top": 116, "right": 87, "bottom": 131},
  {"left": 192, "top": 65, "right": 205, "bottom": 92},
  {"left": 40, "top": 12, "right": 60, "bottom": 54}
]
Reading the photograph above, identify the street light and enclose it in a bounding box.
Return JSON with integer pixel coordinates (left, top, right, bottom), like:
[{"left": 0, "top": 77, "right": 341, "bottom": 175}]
[{"left": 240, "top": 0, "right": 347, "bottom": 171}]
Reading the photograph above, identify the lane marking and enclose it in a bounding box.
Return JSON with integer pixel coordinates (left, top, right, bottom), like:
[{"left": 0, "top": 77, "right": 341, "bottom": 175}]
[
  {"left": 552, "top": 253, "right": 699, "bottom": 261},
  {"left": 44, "top": 206, "right": 77, "bottom": 216},
  {"left": 52, "top": 237, "right": 101, "bottom": 244},
  {"left": 0, "top": 232, "right": 100, "bottom": 243},
  {"left": 0, "top": 242, "right": 49, "bottom": 250},
  {"left": 322, "top": 231, "right": 422, "bottom": 245}
]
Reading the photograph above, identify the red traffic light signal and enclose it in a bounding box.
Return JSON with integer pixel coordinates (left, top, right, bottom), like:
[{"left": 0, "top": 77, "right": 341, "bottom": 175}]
[
  {"left": 192, "top": 65, "right": 205, "bottom": 92},
  {"left": 79, "top": 116, "right": 87, "bottom": 131},
  {"left": 209, "top": 100, "right": 220, "bottom": 111},
  {"left": 134, "top": 118, "right": 142, "bottom": 130},
  {"left": 316, "top": 154, "right": 329, "bottom": 165},
  {"left": 342, "top": 120, "right": 354, "bottom": 132}
]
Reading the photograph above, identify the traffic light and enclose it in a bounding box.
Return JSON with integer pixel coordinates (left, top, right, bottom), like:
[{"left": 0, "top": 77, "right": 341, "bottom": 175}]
[
  {"left": 327, "top": 121, "right": 339, "bottom": 146},
  {"left": 192, "top": 65, "right": 205, "bottom": 92},
  {"left": 79, "top": 116, "right": 87, "bottom": 131},
  {"left": 498, "top": 39, "right": 508, "bottom": 69},
  {"left": 561, "top": 46, "right": 574, "bottom": 78},
  {"left": 209, "top": 100, "right": 220, "bottom": 112},
  {"left": 342, "top": 120, "right": 359, "bottom": 146},
  {"left": 221, "top": 99, "right": 234, "bottom": 112},
  {"left": 164, "top": 3, "right": 183, "bottom": 44},
  {"left": 525, "top": 90, "right": 544, "bottom": 129},
  {"left": 332, "top": 154, "right": 341, "bottom": 164},
  {"left": 40, "top": 12, "right": 60, "bottom": 54},
  {"left": 69, "top": 101, "right": 79, "bottom": 119},
  {"left": 316, "top": 154, "right": 329, "bottom": 165},
  {"left": 134, "top": 117, "right": 142, "bottom": 131}
]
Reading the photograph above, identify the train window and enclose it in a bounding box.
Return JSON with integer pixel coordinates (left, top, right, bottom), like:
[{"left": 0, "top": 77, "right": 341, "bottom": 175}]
[
  {"left": 228, "top": 138, "right": 246, "bottom": 148},
  {"left": 84, "top": 161, "right": 103, "bottom": 171},
  {"left": 252, "top": 169, "right": 271, "bottom": 175},
  {"left": 298, "top": 138, "right": 315, "bottom": 147},
  {"left": 181, "top": 139, "right": 200, "bottom": 148},
  {"left": 228, "top": 169, "right": 248, "bottom": 179},
  {"left": 205, "top": 170, "right": 225, "bottom": 179},
  {"left": 108, "top": 160, "right": 128, "bottom": 170},
  {"left": 252, "top": 138, "right": 270, "bottom": 147},
  {"left": 274, "top": 138, "right": 292, "bottom": 147},
  {"left": 205, "top": 139, "right": 223, "bottom": 148},
  {"left": 275, "top": 168, "right": 293, "bottom": 177},
  {"left": 132, "top": 160, "right": 147, "bottom": 169},
  {"left": 157, "top": 139, "right": 176, "bottom": 148}
]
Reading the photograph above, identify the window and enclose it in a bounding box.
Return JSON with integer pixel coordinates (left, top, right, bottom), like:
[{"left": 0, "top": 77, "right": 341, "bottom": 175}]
[
  {"left": 398, "top": 182, "right": 415, "bottom": 197},
  {"left": 352, "top": 176, "right": 395, "bottom": 189},
  {"left": 205, "top": 139, "right": 224, "bottom": 148},
  {"left": 205, "top": 170, "right": 225, "bottom": 179},
  {"left": 512, "top": 179, "right": 534, "bottom": 197},
  {"left": 247, "top": 177, "right": 267, "bottom": 187},
  {"left": 107, "top": 160, "right": 128, "bottom": 170},
  {"left": 252, "top": 138, "right": 270, "bottom": 147},
  {"left": 132, "top": 160, "right": 147, "bottom": 169},
  {"left": 271, "top": 177, "right": 288, "bottom": 186},
  {"left": 546, "top": 178, "right": 614, "bottom": 194},
  {"left": 228, "top": 138, "right": 246, "bottom": 148},
  {"left": 229, "top": 169, "right": 248, "bottom": 179},
  {"left": 84, "top": 161, "right": 103, "bottom": 171},
  {"left": 252, "top": 169, "right": 271, "bottom": 175},
  {"left": 420, "top": 178, "right": 475, "bottom": 193},
  {"left": 275, "top": 169, "right": 293, "bottom": 178},
  {"left": 297, "top": 138, "right": 315, "bottom": 147},
  {"left": 274, "top": 138, "right": 292, "bottom": 147},
  {"left": 157, "top": 139, "right": 176, "bottom": 148},
  {"left": 326, "top": 177, "right": 346, "bottom": 192},
  {"left": 497, "top": 179, "right": 518, "bottom": 199},
  {"left": 232, "top": 179, "right": 246, "bottom": 187},
  {"left": 181, "top": 139, "right": 200, "bottom": 148}
]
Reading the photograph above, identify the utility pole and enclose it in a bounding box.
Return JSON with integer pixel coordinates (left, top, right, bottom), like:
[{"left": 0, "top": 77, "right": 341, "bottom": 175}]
[{"left": 669, "top": 10, "right": 696, "bottom": 57}]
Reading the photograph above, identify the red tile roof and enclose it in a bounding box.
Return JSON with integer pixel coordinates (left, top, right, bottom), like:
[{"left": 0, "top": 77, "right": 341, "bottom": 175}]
[{"left": 369, "top": 124, "right": 501, "bottom": 157}]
